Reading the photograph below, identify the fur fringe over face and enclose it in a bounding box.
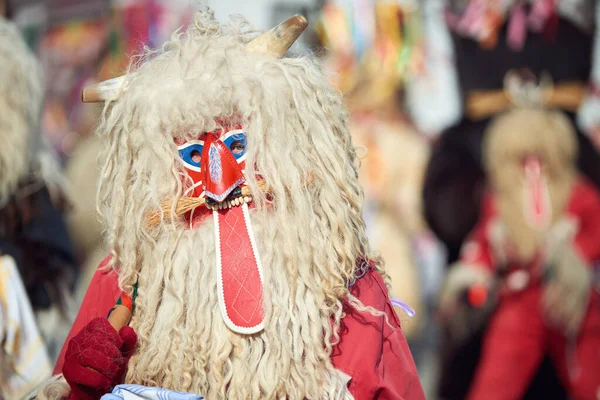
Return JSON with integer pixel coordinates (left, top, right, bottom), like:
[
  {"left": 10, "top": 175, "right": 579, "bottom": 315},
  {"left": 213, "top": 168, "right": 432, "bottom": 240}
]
[
  {"left": 87, "top": 8, "right": 385, "bottom": 399},
  {"left": 0, "top": 17, "right": 44, "bottom": 205}
]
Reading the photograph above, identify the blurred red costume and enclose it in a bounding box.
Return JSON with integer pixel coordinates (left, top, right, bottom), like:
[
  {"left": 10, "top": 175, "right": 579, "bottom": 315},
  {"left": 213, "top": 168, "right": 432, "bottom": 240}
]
[
  {"left": 54, "top": 258, "right": 425, "bottom": 400},
  {"left": 462, "top": 178, "right": 600, "bottom": 400}
]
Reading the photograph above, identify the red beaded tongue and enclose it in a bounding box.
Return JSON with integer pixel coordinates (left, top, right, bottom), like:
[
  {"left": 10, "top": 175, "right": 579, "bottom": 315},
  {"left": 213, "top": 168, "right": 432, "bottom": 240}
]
[
  {"left": 523, "top": 155, "right": 550, "bottom": 229},
  {"left": 214, "top": 204, "right": 265, "bottom": 334}
]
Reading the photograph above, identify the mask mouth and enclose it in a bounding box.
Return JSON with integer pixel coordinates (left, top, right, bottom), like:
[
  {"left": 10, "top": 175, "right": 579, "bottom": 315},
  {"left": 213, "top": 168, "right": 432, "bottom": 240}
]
[{"left": 205, "top": 186, "right": 253, "bottom": 210}]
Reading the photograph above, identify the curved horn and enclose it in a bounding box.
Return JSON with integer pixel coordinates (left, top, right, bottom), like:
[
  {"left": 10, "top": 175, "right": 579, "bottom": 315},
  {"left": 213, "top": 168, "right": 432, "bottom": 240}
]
[
  {"left": 245, "top": 14, "right": 308, "bottom": 57},
  {"left": 82, "top": 75, "right": 128, "bottom": 103},
  {"left": 82, "top": 14, "right": 308, "bottom": 103}
]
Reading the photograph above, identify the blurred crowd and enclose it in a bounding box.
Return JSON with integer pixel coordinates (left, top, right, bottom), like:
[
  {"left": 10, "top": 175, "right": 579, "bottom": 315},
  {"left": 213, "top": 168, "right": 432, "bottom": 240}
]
[{"left": 1, "top": 0, "right": 600, "bottom": 399}]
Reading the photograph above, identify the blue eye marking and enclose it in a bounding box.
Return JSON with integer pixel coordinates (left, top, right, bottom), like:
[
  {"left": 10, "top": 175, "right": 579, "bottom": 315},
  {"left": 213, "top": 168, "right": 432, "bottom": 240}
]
[
  {"left": 222, "top": 131, "right": 247, "bottom": 161},
  {"left": 178, "top": 141, "right": 204, "bottom": 171}
]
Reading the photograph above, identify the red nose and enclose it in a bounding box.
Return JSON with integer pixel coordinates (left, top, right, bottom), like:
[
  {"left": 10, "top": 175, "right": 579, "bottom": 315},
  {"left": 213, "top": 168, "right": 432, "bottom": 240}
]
[{"left": 200, "top": 132, "right": 245, "bottom": 202}]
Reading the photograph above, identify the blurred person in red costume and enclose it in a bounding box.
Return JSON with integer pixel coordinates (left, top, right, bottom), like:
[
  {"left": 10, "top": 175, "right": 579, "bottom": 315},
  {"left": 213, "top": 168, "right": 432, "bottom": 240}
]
[
  {"left": 407, "top": 1, "right": 600, "bottom": 398},
  {"left": 36, "top": 8, "right": 425, "bottom": 400},
  {"left": 438, "top": 70, "right": 600, "bottom": 400}
]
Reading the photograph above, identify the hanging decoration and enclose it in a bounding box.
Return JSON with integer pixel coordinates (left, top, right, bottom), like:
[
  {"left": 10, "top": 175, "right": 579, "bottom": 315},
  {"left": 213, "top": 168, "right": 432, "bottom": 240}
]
[
  {"left": 316, "top": 0, "right": 424, "bottom": 108},
  {"left": 25, "top": 0, "right": 193, "bottom": 160}
]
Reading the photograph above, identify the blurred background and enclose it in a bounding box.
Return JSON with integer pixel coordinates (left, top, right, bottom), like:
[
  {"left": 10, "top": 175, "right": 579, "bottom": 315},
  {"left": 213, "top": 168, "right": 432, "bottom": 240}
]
[{"left": 1, "top": 0, "right": 599, "bottom": 399}]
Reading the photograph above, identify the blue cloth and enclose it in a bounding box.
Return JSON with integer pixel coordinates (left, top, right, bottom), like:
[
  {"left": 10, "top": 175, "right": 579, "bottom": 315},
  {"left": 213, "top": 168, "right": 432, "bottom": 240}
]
[{"left": 101, "top": 384, "right": 204, "bottom": 400}]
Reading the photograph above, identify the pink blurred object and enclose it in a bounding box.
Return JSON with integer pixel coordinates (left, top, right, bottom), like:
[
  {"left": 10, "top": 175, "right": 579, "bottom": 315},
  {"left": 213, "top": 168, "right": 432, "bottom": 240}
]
[
  {"left": 529, "top": 0, "right": 555, "bottom": 32},
  {"left": 447, "top": 0, "right": 558, "bottom": 50},
  {"left": 507, "top": 5, "right": 527, "bottom": 51}
]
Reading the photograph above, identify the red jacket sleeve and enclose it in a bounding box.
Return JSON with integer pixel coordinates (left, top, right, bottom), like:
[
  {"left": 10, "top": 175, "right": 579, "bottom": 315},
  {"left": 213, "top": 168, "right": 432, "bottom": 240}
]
[
  {"left": 567, "top": 178, "right": 600, "bottom": 264},
  {"left": 53, "top": 255, "right": 121, "bottom": 375},
  {"left": 460, "top": 191, "right": 495, "bottom": 270},
  {"left": 331, "top": 269, "right": 425, "bottom": 400}
]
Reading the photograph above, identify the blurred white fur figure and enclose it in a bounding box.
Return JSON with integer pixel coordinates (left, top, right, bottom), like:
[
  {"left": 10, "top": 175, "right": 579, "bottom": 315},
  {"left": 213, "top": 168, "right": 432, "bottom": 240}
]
[
  {"left": 0, "top": 15, "right": 76, "bottom": 365},
  {"left": 0, "top": 17, "right": 43, "bottom": 206}
]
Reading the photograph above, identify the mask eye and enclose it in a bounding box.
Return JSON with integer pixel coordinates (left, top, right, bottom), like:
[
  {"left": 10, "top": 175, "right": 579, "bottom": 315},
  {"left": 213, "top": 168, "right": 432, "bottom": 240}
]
[
  {"left": 178, "top": 141, "right": 204, "bottom": 171},
  {"left": 191, "top": 150, "right": 202, "bottom": 163},
  {"left": 230, "top": 140, "right": 245, "bottom": 155},
  {"left": 222, "top": 130, "right": 247, "bottom": 161}
]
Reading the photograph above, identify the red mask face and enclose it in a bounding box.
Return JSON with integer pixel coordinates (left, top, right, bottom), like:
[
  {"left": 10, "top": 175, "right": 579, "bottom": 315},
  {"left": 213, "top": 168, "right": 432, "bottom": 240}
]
[
  {"left": 177, "top": 124, "right": 247, "bottom": 198},
  {"left": 176, "top": 124, "right": 248, "bottom": 225}
]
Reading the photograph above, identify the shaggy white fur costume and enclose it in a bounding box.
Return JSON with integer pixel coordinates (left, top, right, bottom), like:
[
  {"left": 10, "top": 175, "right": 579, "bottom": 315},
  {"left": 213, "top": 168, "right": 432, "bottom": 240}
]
[{"left": 41, "top": 9, "right": 401, "bottom": 400}]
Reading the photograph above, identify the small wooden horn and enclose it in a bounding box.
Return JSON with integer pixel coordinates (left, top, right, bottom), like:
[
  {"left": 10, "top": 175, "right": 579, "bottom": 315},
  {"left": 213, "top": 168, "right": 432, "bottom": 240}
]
[
  {"left": 245, "top": 14, "right": 308, "bottom": 57},
  {"left": 82, "top": 76, "right": 127, "bottom": 103}
]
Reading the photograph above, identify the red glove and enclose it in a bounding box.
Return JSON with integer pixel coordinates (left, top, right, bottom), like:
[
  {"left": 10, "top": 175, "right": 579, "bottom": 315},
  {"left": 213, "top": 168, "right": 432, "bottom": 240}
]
[{"left": 62, "top": 318, "right": 137, "bottom": 400}]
